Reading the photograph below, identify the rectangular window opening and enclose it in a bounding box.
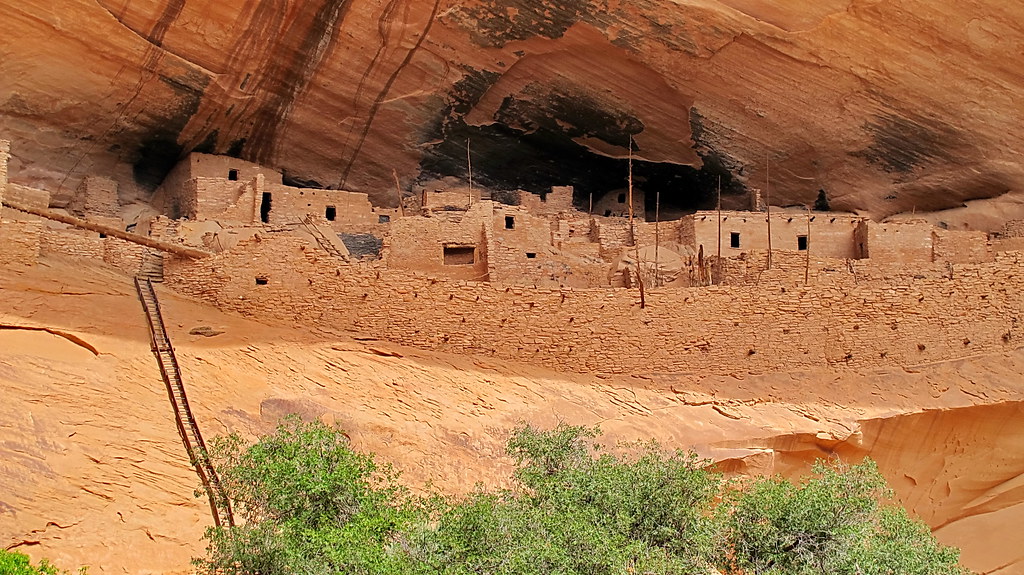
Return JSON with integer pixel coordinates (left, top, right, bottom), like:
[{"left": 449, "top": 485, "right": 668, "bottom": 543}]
[
  {"left": 325, "top": 205, "right": 337, "bottom": 221},
  {"left": 526, "top": 252, "right": 537, "bottom": 259},
  {"left": 443, "top": 245, "right": 476, "bottom": 266},
  {"left": 255, "top": 276, "right": 269, "bottom": 285},
  {"left": 228, "top": 169, "right": 239, "bottom": 181},
  {"left": 730, "top": 232, "right": 741, "bottom": 249},
  {"left": 617, "top": 193, "right": 626, "bottom": 204},
  {"left": 504, "top": 215, "right": 515, "bottom": 229},
  {"left": 260, "top": 192, "right": 272, "bottom": 223},
  {"left": 378, "top": 214, "right": 391, "bottom": 224},
  {"left": 797, "top": 235, "right": 808, "bottom": 251}
]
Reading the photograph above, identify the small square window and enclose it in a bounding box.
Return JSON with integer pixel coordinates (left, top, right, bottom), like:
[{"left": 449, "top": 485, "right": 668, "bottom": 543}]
[
  {"left": 730, "top": 232, "right": 741, "bottom": 249},
  {"left": 505, "top": 215, "right": 515, "bottom": 229},
  {"left": 526, "top": 252, "right": 537, "bottom": 259},
  {"left": 325, "top": 206, "right": 337, "bottom": 221},
  {"left": 228, "top": 169, "right": 239, "bottom": 181},
  {"left": 797, "top": 235, "right": 808, "bottom": 251}
]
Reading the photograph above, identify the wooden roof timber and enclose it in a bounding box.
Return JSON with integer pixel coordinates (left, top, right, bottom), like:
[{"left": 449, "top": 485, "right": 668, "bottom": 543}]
[{"left": 3, "top": 199, "right": 212, "bottom": 259}]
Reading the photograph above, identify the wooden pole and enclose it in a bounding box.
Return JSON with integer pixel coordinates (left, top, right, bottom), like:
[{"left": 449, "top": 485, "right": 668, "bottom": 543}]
[
  {"left": 392, "top": 169, "right": 405, "bottom": 217},
  {"left": 628, "top": 136, "right": 645, "bottom": 308},
  {"left": 805, "top": 205, "right": 812, "bottom": 284},
  {"left": 5, "top": 199, "right": 211, "bottom": 259},
  {"left": 466, "top": 138, "right": 473, "bottom": 205},
  {"left": 716, "top": 175, "right": 722, "bottom": 285},
  {"left": 765, "top": 151, "right": 772, "bottom": 270},
  {"left": 589, "top": 192, "right": 593, "bottom": 215},
  {"left": 655, "top": 189, "right": 660, "bottom": 287}
]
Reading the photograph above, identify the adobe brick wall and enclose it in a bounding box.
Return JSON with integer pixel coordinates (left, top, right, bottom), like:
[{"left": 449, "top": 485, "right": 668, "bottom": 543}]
[
  {"left": 694, "top": 210, "right": 861, "bottom": 260},
  {"left": 0, "top": 215, "right": 41, "bottom": 266},
  {"left": 67, "top": 176, "right": 119, "bottom": 218},
  {"left": 163, "top": 233, "right": 1024, "bottom": 377},
  {"left": 863, "top": 220, "right": 933, "bottom": 263},
  {"left": 262, "top": 184, "right": 376, "bottom": 229},
  {"left": 0, "top": 139, "right": 9, "bottom": 208},
  {"left": 932, "top": 229, "right": 992, "bottom": 264},
  {"left": 387, "top": 202, "right": 491, "bottom": 281},
  {"left": 518, "top": 186, "right": 574, "bottom": 215},
  {"left": 40, "top": 228, "right": 146, "bottom": 275}
]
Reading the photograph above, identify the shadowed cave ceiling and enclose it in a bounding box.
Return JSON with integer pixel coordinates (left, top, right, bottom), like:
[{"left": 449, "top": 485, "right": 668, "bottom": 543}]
[{"left": 1, "top": 0, "right": 1022, "bottom": 218}]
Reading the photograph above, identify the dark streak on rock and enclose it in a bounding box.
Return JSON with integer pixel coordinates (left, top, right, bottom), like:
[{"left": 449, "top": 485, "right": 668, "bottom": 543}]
[
  {"left": 247, "top": 0, "right": 356, "bottom": 165},
  {"left": 337, "top": 0, "right": 443, "bottom": 189},
  {"left": 455, "top": 0, "right": 591, "bottom": 48},
  {"left": 855, "top": 112, "right": 967, "bottom": 175},
  {"left": 146, "top": 0, "right": 185, "bottom": 47}
]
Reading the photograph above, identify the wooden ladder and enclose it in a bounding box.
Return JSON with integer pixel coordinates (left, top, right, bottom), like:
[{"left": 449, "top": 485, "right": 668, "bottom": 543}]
[
  {"left": 134, "top": 276, "right": 234, "bottom": 528},
  {"left": 301, "top": 215, "right": 346, "bottom": 259},
  {"left": 138, "top": 250, "right": 165, "bottom": 283}
]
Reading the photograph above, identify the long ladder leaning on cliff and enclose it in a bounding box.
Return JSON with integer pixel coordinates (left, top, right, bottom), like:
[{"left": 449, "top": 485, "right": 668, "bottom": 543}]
[
  {"left": 300, "top": 215, "right": 347, "bottom": 259},
  {"left": 134, "top": 272, "right": 234, "bottom": 528}
]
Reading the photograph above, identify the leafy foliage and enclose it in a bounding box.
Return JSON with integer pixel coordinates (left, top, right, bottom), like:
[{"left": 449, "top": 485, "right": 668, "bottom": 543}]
[
  {"left": 0, "top": 550, "right": 84, "bottom": 575},
  {"left": 195, "top": 418, "right": 972, "bottom": 575}
]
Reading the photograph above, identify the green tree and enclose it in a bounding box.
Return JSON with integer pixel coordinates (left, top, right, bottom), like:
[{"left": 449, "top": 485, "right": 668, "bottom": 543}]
[
  {"left": 0, "top": 550, "right": 84, "bottom": 575},
  {"left": 719, "top": 458, "right": 969, "bottom": 575},
  {"left": 194, "top": 419, "right": 972, "bottom": 575},
  {"left": 194, "top": 416, "right": 423, "bottom": 575}
]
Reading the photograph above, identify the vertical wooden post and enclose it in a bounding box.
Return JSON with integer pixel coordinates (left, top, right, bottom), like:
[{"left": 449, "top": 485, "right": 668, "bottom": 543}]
[
  {"left": 655, "top": 189, "right": 661, "bottom": 287},
  {"left": 716, "top": 175, "right": 722, "bottom": 285},
  {"left": 805, "top": 205, "right": 812, "bottom": 284},
  {"left": 392, "top": 169, "right": 405, "bottom": 217},
  {"left": 466, "top": 138, "right": 473, "bottom": 205},
  {"left": 628, "top": 136, "right": 645, "bottom": 308},
  {"left": 765, "top": 152, "right": 773, "bottom": 270},
  {"left": 589, "top": 192, "right": 593, "bottom": 215}
]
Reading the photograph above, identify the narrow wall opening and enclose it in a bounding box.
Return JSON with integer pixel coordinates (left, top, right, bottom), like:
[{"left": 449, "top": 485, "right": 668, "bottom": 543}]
[
  {"left": 326, "top": 205, "right": 337, "bottom": 221},
  {"left": 730, "top": 232, "right": 740, "bottom": 248},
  {"left": 228, "top": 169, "right": 239, "bottom": 181},
  {"left": 260, "top": 192, "right": 272, "bottom": 223}
]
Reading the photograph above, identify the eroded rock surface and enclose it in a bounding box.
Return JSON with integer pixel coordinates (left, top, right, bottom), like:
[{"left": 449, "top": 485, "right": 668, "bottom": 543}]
[
  {"left": 1, "top": 1, "right": 1022, "bottom": 217},
  {"left": 3, "top": 257, "right": 1024, "bottom": 574}
]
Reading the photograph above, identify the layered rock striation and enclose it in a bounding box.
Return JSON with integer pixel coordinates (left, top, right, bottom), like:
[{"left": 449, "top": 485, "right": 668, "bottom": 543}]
[{"left": 1, "top": 1, "right": 1022, "bottom": 216}]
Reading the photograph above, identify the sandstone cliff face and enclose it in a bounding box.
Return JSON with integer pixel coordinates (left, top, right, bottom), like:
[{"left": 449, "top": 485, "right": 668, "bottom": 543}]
[{"left": 1, "top": 1, "right": 1022, "bottom": 216}]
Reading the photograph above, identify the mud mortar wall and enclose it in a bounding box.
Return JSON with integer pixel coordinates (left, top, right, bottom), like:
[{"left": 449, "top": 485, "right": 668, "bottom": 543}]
[
  {"left": 0, "top": 215, "right": 41, "bottom": 266},
  {"left": 40, "top": 229, "right": 146, "bottom": 275},
  {"left": 165, "top": 235, "right": 1024, "bottom": 376}
]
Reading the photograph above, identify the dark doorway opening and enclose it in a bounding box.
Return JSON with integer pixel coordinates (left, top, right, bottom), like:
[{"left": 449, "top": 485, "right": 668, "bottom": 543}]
[
  {"left": 325, "top": 206, "right": 337, "bottom": 221},
  {"left": 730, "top": 232, "right": 741, "bottom": 249},
  {"left": 505, "top": 215, "right": 515, "bottom": 229},
  {"left": 260, "top": 192, "right": 272, "bottom": 223},
  {"left": 798, "top": 235, "right": 808, "bottom": 251},
  {"left": 228, "top": 169, "right": 239, "bottom": 181}
]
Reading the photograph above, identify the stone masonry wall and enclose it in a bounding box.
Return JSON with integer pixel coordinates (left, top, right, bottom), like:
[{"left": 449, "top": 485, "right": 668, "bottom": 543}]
[
  {"left": 40, "top": 228, "right": 146, "bottom": 275},
  {"left": 693, "top": 211, "right": 861, "bottom": 260},
  {"left": 0, "top": 140, "right": 9, "bottom": 208},
  {"left": 67, "top": 176, "right": 119, "bottom": 218},
  {"left": 164, "top": 234, "right": 1024, "bottom": 377},
  {"left": 0, "top": 215, "right": 41, "bottom": 266}
]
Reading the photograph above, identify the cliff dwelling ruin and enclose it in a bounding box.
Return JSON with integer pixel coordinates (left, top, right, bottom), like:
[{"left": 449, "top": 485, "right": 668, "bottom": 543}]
[{"left": 4, "top": 0, "right": 1024, "bottom": 572}]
